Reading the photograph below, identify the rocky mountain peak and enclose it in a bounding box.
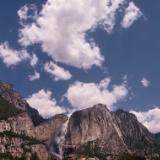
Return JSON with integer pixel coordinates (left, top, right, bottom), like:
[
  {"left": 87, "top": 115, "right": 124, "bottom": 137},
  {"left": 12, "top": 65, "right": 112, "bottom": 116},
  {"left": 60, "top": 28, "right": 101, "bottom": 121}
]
[
  {"left": 64, "top": 104, "right": 160, "bottom": 159},
  {"left": 0, "top": 80, "right": 68, "bottom": 160},
  {"left": 0, "top": 80, "right": 44, "bottom": 125},
  {"left": 91, "top": 103, "right": 109, "bottom": 110},
  {"left": 0, "top": 81, "right": 160, "bottom": 159},
  {"left": 0, "top": 81, "right": 26, "bottom": 110},
  {"left": 114, "top": 109, "right": 138, "bottom": 121},
  {"left": 65, "top": 103, "right": 127, "bottom": 155}
]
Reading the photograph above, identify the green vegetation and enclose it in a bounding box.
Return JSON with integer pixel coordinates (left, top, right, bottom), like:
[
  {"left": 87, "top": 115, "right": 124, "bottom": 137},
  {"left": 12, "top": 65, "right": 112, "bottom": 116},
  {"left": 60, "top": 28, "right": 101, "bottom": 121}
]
[
  {"left": 0, "top": 131, "right": 44, "bottom": 160},
  {"left": 154, "top": 133, "right": 160, "bottom": 156},
  {"left": 30, "top": 153, "right": 39, "bottom": 160},
  {"left": 117, "top": 153, "right": 145, "bottom": 160},
  {"left": 76, "top": 141, "right": 94, "bottom": 157},
  {"left": 155, "top": 133, "right": 160, "bottom": 144},
  {"left": 0, "top": 152, "right": 40, "bottom": 160},
  {"left": 0, "top": 131, "right": 45, "bottom": 145},
  {"left": 75, "top": 141, "right": 108, "bottom": 159},
  {"left": 0, "top": 153, "right": 22, "bottom": 160},
  {"left": 73, "top": 142, "right": 155, "bottom": 160},
  {"left": 0, "top": 97, "right": 44, "bottom": 160},
  {"left": 0, "top": 97, "right": 22, "bottom": 120}
]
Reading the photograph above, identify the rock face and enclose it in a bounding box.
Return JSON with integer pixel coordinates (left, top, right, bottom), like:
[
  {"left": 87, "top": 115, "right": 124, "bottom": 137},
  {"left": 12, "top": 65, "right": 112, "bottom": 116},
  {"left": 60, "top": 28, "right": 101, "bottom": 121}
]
[
  {"left": 0, "top": 112, "right": 68, "bottom": 141},
  {"left": 65, "top": 104, "right": 127, "bottom": 154},
  {"left": 0, "top": 81, "right": 26, "bottom": 110},
  {"left": 65, "top": 104, "right": 160, "bottom": 159},
  {"left": 0, "top": 80, "right": 160, "bottom": 160},
  {"left": 0, "top": 81, "right": 68, "bottom": 160},
  {"left": 0, "top": 112, "right": 67, "bottom": 160},
  {"left": 155, "top": 133, "right": 160, "bottom": 144},
  {"left": 113, "top": 109, "right": 155, "bottom": 155},
  {"left": 0, "top": 81, "right": 44, "bottom": 125}
]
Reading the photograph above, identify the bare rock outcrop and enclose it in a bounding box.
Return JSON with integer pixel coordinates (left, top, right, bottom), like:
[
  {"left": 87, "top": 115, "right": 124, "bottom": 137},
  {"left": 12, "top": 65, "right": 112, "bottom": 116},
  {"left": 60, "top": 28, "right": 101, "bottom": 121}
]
[
  {"left": 0, "top": 80, "right": 160, "bottom": 160},
  {"left": 0, "top": 81, "right": 68, "bottom": 160},
  {"left": 113, "top": 109, "right": 155, "bottom": 155},
  {"left": 64, "top": 104, "right": 160, "bottom": 159},
  {"left": 65, "top": 104, "right": 127, "bottom": 154},
  {"left": 0, "top": 80, "right": 44, "bottom": 125}
]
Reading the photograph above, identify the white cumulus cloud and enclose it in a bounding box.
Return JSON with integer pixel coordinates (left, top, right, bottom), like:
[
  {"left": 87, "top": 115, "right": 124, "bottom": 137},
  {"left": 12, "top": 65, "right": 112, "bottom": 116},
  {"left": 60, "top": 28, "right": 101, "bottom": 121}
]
[
  {"left": 44, "top": 61, "right": 72, "bottom": 81},
  {"left": 121, "top": 2, "right": 143, "bottom": 29},
  {"left": 17, "top": 4, "right": 38, "bottom": 23},
  {"left": 64, "top": 78, "right": 128, "bottom": 111},
  {"left": 28, "top": 70, "right": 40, "bottom": 81},
  {"left": 30, "top": 54, "right": 38, "bottom": 67},
  {"left": 26, "top": 89, "right": 65, "bottom": 118},
  {"left": 18, "top": 5, "right": 30, "bottom": 21},
  {"left": 131, "top": 107, "right": 160, "bottom": 133},
  {"left": 0, "top": 41, "right": 39, "bottom": 68},
  {"left": 0, "top": 42, "right": 30, "bottom": 67},
  {"left": 18, "top": 0, "right": 142, "bottom": 69},
  {"left": 141, "top": 77, "right": 150, "bottom": 88}
]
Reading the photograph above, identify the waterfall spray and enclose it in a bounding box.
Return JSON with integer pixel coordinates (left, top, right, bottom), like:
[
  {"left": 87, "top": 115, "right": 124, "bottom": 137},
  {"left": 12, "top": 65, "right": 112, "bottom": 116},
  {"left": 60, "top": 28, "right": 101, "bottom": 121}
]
[{"left": 49, "top": 120, "right": 69, "bottom": 160}]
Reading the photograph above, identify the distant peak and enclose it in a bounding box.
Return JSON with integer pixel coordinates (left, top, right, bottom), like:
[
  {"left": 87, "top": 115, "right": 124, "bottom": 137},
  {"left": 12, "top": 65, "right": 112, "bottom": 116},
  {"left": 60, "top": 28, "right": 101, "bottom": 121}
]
[
  {"left": 114, "top": 108, "right": 137, "bottom": 120},
  {"left": 0, "top": 80, "right": 44, "bottom": 125},
  {"left": 92, "top": 103, "right": 107, "bottom": 109},
  {"left": 0, "top": 80, "right": 14, "bottom": 91},
  {"left": 115, "top": 108, "right": 126, "bottom": 113}
]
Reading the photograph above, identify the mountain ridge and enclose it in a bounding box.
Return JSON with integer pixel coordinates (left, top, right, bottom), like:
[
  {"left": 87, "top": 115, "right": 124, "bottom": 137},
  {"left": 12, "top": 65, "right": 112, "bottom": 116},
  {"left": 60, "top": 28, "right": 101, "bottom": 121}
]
[
  {"left": 0, "top": 80, "right": 159, "bottom": 160},
  {"left": 64, "top": 104, "right": 159, "bottom": 159}
]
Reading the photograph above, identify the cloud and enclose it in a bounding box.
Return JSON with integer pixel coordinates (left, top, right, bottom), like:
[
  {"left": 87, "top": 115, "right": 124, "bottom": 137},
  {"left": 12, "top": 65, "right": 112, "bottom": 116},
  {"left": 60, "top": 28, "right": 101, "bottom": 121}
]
[
  {"left": 64, "top": 78, "right": 128, "bottom": 111},
  {"left": 121, "top": 2, "right": 143, "bottom": 29},
  {"left": 18, "top": 5, "right": 30, "bottom": 21},
  {"left": 131, "top": 108, "right": 160, "bottom": 133},
  {"left": 0, "top": 41, "right": 39, "bottom": 68},
  {"left": 26, "top": 89, "right": 65, "bottom": 118},
  {"left": 30, "top": 54, "right": 38, "bottom": 67},
  {"left": 17, "top": 4, "right": 38, "bottom": 23},
  {"left": 18, "top": 0, "right": 142, "bottom": 69},
  {"left": 99, "top": 77, "right": 111, "bottom": 89},
  {"left": 28, "top": 70, "right": 40, "bottom": 81},
  {"left": 141, "top": 77, "right": 150, "bottom": 87},
  {"left": 0, "top": 42, "right": 30, "bottom": 67},
  {"left": 44, "top": 61, "right": 72, "bottom": 81}
]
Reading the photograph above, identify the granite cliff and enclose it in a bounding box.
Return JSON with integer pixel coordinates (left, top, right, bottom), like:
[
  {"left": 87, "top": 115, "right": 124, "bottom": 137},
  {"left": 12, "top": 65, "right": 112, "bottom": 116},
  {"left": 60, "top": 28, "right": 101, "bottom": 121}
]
[
  {"left": 0, "top": 81, "right": 68, "bottom": 160},
  {"left": 64, "top": 104, "right": 160, "bottom": 159},
  {"left": 0, "top": 81, "right": 160, "bottom": 160}
]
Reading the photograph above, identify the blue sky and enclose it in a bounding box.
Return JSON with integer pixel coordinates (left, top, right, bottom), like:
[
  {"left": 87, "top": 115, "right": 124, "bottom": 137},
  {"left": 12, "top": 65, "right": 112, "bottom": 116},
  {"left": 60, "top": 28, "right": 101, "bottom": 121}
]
[{"left": 0, "top": 0, "right": 160, "bottom": 132}]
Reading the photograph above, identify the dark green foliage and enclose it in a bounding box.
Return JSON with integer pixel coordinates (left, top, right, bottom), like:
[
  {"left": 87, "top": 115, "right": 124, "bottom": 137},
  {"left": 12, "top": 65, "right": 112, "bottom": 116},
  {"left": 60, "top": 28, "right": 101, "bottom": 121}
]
[
  {"left": 75, "top": 141, "right": 94, "bottom": 157},
  {"left": 0, "top": 131, "right": 45, "bottom": 145},
  {"left": 30, "top": 153, "right": 39, "bottom": 160},
  {"left": 155, "top": 133, "right": 160, "bottom": 144},
  {"left": 26, "top": 106, "right": 44, "bottom": 126},
  {"left": 0, "top": 131, "right": 44, "bottom": 160},
  {"left": 73, "top": 142, "right": 155, "bottom": 160},
  {"left": 75, "top": 141, "right": 108, "bottom": 159},
  {"left": 0, "top": 152, "right": 22, "bottom": 160},
  {"left": 0, "top": 97, "right": 22, "bottom": 120},
  {"left": 117, "top": 153, "right": 145, "bottom": 160},
  {"left": 0, "top": 152, "right": 40, "bottom": 160},
  {"left": 154, "top": 133, "right": 160, "bottom": 155}
]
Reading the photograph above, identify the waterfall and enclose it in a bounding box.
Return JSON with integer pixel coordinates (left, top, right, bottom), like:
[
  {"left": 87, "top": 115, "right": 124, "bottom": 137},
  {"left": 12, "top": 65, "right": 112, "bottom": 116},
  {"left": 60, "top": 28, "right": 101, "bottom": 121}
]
[{"left": 49, "top": 120, "right": 69, "bottom": 159}]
